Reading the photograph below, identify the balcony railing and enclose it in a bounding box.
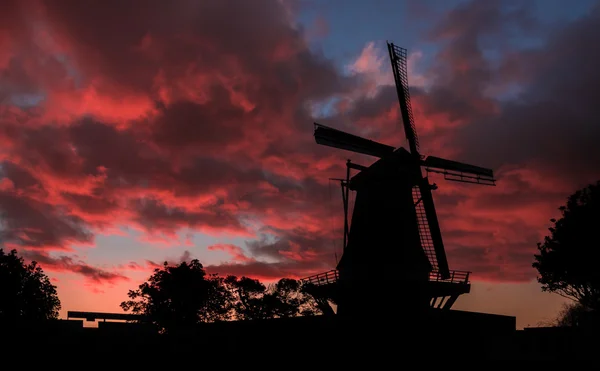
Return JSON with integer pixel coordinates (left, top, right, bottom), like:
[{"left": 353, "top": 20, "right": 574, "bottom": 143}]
[
  {"left": 301, "top": 269, "right": 470, "bottom": 287},
  {"left": 300, "top": 270, "right": 339, "bottom": 286},
  {"left": 429, "top": 270, "right": 471, "bottom": 284}
]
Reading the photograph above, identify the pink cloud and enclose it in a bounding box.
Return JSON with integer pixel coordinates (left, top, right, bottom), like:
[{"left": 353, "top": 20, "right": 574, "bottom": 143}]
[
  {"left": 19, "top": 249, "right": 129, "bottom": 285},
  {"left": 208, "top": 244, "right": 254, "bottom": 263},
  {"left": 0, "top": 0, "right": 598, "bottom": 290}
]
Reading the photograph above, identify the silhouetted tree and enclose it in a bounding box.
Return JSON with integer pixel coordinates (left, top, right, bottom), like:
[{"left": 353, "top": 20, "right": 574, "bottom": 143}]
[
  {"left": 0, "top": 248, "right": 61, "bottom": 321},
  {"left": 224, "top": 276, "right": 269, "bottom": 320},
  {"left": 533, "top": 181, "right": 600, "bottom": 312},
  {"left": 120, "top": 259, "right": 232, "bottom": 332},
  {"left": 122, "top": 258, "right": 325, "bottom": 329},
  {"left": 554, "top": 302, "right": 591, "bottom": 327},
  {"left": 272, "top": 278, "right": 322, "bottom": 316},
  {"left": 224, "top": 276, "right": 322, "bottom": 320}
]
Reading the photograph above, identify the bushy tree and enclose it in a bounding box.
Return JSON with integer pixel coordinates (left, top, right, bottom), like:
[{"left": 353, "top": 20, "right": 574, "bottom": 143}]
[
  {"left": 0, "top": 248, "right": 61, "bottom": 321},
  {"left": 120, "top": 259, "right": 232, "bottom": 332},
  {"left": 554, "top": 302, "right": 592, "bottom": 328},
  {"left": 270, "top": 278, "right": 322, "bottom": 317},
  {"left": 122, "top": 259, "right": 324, "bottom": 330},
  {"left": 224, "top": 276, "right": 321, "bottom": 320},
  {"left": 224, "top": 276, "right": 269, "bottom": 320},
  {"left": 533, "top": 181, "right": 600, "bottom": 311}
]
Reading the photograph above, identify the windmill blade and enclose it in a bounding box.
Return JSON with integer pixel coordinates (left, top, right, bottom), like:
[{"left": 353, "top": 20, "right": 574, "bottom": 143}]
[
  {"left": 417, "top": 178, "right": 450, "bottom": 279},
  {"left": 422, "top": 155, "right": 495, "bottom": 184},
  {"left": 387, "top": 42, "right": 419, "bottom": 156},
  {"left": 313, "top": 122, "right": 395, "bottom": 158}
]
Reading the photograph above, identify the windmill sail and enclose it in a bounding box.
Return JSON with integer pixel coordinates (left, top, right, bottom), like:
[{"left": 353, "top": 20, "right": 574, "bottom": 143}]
[
  {"left": 313, "top": 122, "right": 395, "bottom": 159},
  {"left": 388, "top": 42, "right": 450, "bottom": 279},
  {"left": 388, "top": 42, "right": 419, "bottom": 156},
  {"left": 423, "top": 156, "right": 495, "bottom": 179}
]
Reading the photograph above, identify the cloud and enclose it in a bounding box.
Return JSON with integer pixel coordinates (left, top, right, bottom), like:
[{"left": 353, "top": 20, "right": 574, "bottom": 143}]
[
  {"left": 145, "top": 250, "right": 195, "bottom": 270},
  {"left": 346, "top": 41, "right": 392, "bottom": 91},
  {"left": 117, "top": 261, "right": 148, "bottom": 272},
  {"left": 0, "top": 0, "right": 598, "bottom": 287},
  {"left": 0, "top": 0, "right": 354, "bottom": 260},
  {"left": 453, "top": 5, "right": 600, "bottom": 184},
  {"left": 19, "top": 249, "right": 129, "bottom": 285},
  {"left": 207, "top": 244, "right": 255, "bottom": 263},
  {"left": 205, "top": 260, "right": 328, "bottom": 282},
  {"left": 0, "top": 187, "right": 94, "bottom": 250}
]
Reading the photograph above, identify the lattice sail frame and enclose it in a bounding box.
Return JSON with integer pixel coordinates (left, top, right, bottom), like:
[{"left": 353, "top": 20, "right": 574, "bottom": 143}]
[{"left": 387, "top": 43, "right": 419, "bottom": 155}]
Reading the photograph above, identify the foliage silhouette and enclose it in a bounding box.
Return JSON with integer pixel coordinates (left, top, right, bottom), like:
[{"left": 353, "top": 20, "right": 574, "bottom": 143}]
[
  {"left": 120, "top": 259, "right": 232, "bottom": 332},
  {"left": 223, "top": 276, "right": 321, "bottom": 320},
  {"left": 0, "top": 248, "right": 61, "bottom": 321},
  {"left": 223, "top": 276, "right": 268, "bottom": 320},
  {"left": 121, "top": 259, "right": 322, "bottom": 329},
  {"left": 272, "top": 278, "right": 322, "bottom": 317},
  {"left": 533, "top": 181, "right": 600, "bottom": 312},
  {"left": 553, "top": 302, "right": 592, "bottom": 327}
]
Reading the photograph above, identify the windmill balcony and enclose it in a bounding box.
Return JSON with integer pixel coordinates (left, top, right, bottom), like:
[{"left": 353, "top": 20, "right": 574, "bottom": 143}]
[
  {"left": 300, "top": 268, "right": 471, "bottom": 311},
  {"left": 429, "top": 270, "right": 470, "bottom": 284},
  {"left": 300, "top": 269, "right": 470, "bottom": 288},
  {"left": 301, "top": 270, "right": 340, "bottom": 286}
]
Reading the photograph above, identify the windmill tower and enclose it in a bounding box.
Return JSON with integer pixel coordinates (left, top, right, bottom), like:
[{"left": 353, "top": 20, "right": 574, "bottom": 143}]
[{"left": 302, "top": 42, "right": 496, "bottom": 318}]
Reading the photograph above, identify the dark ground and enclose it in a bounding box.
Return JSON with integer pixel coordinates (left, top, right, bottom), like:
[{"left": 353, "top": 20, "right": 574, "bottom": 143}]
[{"left": 1, "top": 310, "right": 597, "bottom": 361}]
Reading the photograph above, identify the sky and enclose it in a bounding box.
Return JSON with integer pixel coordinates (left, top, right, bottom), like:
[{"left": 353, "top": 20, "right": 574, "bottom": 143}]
[{"left": 1, "top": 0, "right": 599, "bottom": 329}]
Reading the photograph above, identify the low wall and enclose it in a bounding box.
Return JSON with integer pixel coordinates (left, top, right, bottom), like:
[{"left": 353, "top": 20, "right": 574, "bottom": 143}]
[
  {"left": 1, "top": 310, "right": 518, "bottom": 359},
  {"left": 5, "top": 314, "right": 597, "bottom": 360}
]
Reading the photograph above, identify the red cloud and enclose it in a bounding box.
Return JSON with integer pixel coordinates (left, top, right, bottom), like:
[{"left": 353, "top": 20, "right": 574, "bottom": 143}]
[
  {"left": 208, "top": 244, "right": 255, "bottom": 263},
  {"left": 0, "top": 0, "right": 350, "bottom": 259},
  {"left": 144, "top": 250, "right": 195, "bottom": 271},
  {"left": 116, "top": 261, "right": 150, "bottom": 272},
  {"left": 205, "top": 260, "right": 329, "bottom": 282},
  {"left": 19, "top": 249, "right": 129, "bottom": 285},
  {"left": 0, "top": 0, "right": 598, "bottom": 288}
]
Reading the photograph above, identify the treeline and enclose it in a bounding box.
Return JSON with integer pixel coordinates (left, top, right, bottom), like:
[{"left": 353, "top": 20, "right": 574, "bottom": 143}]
[
  {"left": 120, "top": 259, "right": 324, "bottom": 331},
  {"left": 0, "top": 248, "right": 325, "bottom": 333}
]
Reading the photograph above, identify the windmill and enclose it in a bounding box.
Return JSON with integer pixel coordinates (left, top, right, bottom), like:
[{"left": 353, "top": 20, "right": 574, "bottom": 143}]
[{"left": 302, "top": 42, "right": 496, "bottom": 317}]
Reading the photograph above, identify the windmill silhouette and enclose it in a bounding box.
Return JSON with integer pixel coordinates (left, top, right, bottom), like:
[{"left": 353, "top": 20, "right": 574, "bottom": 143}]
[{"left": 302, "top": 42, "right": 496, "bottom": 317}]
